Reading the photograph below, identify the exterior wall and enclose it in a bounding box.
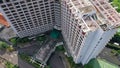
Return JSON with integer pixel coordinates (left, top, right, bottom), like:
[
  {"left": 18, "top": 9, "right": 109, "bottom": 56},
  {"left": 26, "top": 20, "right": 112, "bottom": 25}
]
[
  {"left": 79, "top": 28, "right": 104, "bottom": 64},
  {"left": 0, "top": 0, "right": 55, "bottom": 38},
  {"left": 85, "top": 29, "right": 117, "bottom": 64},
  {"left": 60, "top": 0, "right": 118, "bottom": 65},
  {"left": 54, "top": 0, "right": 61, "bottom": 30},
  {"left": 74, "top": 30, "right": 98, "bottom": 63},
  {"left": 0, "top": 0, "right": 119, "bottom": 65},
  {"left": 61, "top": 0, "right": 85, "bottom": 56},
  {"left": 74, "top": 28, "right": 117, "bottom": 65}
]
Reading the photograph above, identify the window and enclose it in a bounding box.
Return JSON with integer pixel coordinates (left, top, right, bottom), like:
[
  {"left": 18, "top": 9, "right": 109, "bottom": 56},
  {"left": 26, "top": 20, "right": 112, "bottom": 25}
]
[
  {"left": 21, "top": 5, "right": 26, "bottom": 7},
  {"left": 39, "top": 4, "right": 43, "bottom": 6},
  {"left": 40, "top": 7, "right": 44, "bottom": 9},
  {"left": 13, "top": 13, "right": 17, "bottom": 15},
  {"left": 7, "top": 14, "right": 12, "bottom": 16},
  {"left": 14, "top": 15, "right": 19, "bottom": 18},
  {"left": 20, "top": 1, "right": 24, "bottom": 4},
  {"left": 30, "top": 9, "right": 34, "bottom": 11},
  {"left": 14, "top": 2, "right": 19, "bottom": 5},
  {"left": 9, "top": 7, "right": 14, "bottom": 10},
  {"left": 45, "top": 2, "right": 48, "bottom": 5},
  {"left": 44, "top": 0, "right": 48, "bottom": 2},
  {"left": 9, "top": 17, "right": 13, "bottom": 19},
  {"left": 28, "top": 3, "right": 32, "bottom": 6},
  {"left": 7, "top": 4, "right": 12, "bottom": 6},
  {"left": 1, "top": 5, "right": 6, "bottom": 8},
  {"left": 39, "top": 1, "right": 43, "bottom": 3},
  {"left": 45, "top": 5, "right": 49, "bottom": 8},
  {"left": 100, "top": 38, "right": 102, "bottom": 40},
  {"left": 3, "top": 8, "right": 8, "bottom": 11},
  {"left": 24, "top": 10, "right": 28, "bottom": 13},
  {"left": 17, "top": 9, "right": 21, "bottom": 11},
  {"left": 35, "top": 8, "right": 39, "bottom": 10},
  {"left": 5, "top": 11, "right": 10, "bottom": 14},
  {"left": 33, "top": 2, "right": 37, "bottom": 4},
  {"left": 16, "top": 6, "right": 20, "bottom": 8},
  {"left": 0, "top": 0, "right": 3, "bottom": 3},
  {"left": 20, "top": 14, "right": 24, "bottom": 16},
  {"left": 26, "top": 0, "right": 31, "bottom": 2},
  {"left": 34, "top": 5, "right": 38, "bottom": 7},
  {"left": 19, "top": 11, "right": 23, "bottom": 14},
  {"left": 6, "top": 0, "right": 10, "bottom": 2}
]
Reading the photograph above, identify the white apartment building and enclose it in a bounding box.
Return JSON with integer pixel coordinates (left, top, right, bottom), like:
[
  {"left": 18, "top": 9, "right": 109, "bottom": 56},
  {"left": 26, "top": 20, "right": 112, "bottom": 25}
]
[
  {"left": 0, "top": 0, "right": 60, "bottom": 38},
  {"left": 61, "top": 0, "right": 120, "bottom": 65},
  {"left": 0, "top": 0, "right": 120, "bottom": 65}
]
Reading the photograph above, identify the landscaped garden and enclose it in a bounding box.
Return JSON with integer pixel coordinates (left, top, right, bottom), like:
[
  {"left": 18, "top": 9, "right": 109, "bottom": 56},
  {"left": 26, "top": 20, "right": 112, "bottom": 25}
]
[
  {"left": 9, "top": 35, "right": 46, "bottom": 47},
  {"left": 9, "top": 37, "right": 31, "bottom": 46},
  {"left": 55, "top": 45, "right": 65, "bottom": 52},
  {"left": 36, "top": 35, "right": 46, "bottom": 42},
  {"left": 0, "top": 41, "right": 14, "bottom": 52},
  {"left": 108, "top": 30, "right": 120, "bottom": 56},
  {"left": 5, "top": 61, "right": 19, "bottom": 68},
  {"left": 110, "top": 0, "right": 120, "bottom": 12}
]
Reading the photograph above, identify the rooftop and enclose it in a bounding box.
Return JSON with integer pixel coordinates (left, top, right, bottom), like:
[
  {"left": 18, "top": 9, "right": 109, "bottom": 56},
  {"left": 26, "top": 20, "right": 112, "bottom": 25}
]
[
  {"left": 0, "top": 13, "right": 10, "bottom": 27},
  {"left": 64, "top": 0, "right": 120, "bottom": 32},
  {"left": 34, "top": 40, "right": 56, "bottom": 64},
  {"left": 90, "top": 0, "right": 120, "bottom": 28}
]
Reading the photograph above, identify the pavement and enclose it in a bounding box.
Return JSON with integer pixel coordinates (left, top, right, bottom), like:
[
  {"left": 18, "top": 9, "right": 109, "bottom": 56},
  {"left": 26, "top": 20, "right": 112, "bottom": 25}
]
[
  {"left": 99, "top": 47, "right": 120, "bottom": 66},
  {"left": 0, "top": 27, "right": 16, "bottom": 40},
  {"left": 48, "top": 52, "right": 65, "bottom": 68}
]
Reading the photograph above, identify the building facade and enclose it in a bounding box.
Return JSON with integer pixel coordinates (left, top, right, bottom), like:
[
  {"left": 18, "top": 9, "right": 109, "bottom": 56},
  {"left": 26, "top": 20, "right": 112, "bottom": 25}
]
[
  {"left": 0, "top": 0, "right": 120, "bottom": 65},
  {"left": 0, "top": 0, "right": 59, "bottom": 37},
  {"left": 61, "top": 0, "right": 120, "bottom": 65}
]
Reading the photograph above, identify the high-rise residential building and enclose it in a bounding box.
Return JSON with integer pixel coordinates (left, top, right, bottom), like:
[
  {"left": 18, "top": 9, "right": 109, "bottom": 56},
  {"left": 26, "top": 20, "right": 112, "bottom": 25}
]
[
  {"left": 61, "top": 0, "right": 120, "bottom": 65},
  {"left": 0, "top": 0, "right": 61, "bottom": 37},
  {"left": 0, "top": 0, "right": 120, "bottom": 65}
]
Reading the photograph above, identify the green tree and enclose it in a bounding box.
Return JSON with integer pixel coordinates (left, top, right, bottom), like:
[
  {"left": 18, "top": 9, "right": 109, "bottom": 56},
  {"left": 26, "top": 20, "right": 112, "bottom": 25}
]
[
  {"left": 117, "top": 50, "right": 120, "bottom": 54},
  {"left": 10, "top": 38, "right": 17, "bottom": 45},
  {"left": 110, "top": 33, "right": 120, "bottom": 43},
  {"left": 0, "top": 41, "right": 8, "bottom": 50}
]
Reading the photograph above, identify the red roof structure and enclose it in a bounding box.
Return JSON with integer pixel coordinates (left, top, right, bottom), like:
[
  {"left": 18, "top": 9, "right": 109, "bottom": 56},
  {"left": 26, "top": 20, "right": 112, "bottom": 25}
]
[{"left": 0, "top": 13, "right": 10, "bottom": 27}]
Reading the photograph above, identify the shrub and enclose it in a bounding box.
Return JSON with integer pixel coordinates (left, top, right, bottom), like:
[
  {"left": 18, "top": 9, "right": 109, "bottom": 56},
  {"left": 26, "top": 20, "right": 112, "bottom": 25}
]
[
  {"left": 117, "top": 50, "right": 120, "bottom": 54},
  {"left": 106, "top": 43, "right": 120, "bottom": 50},
  {"left": 9, "top": 37, "right": 18, "bottom": 45},
  {"left": 5, "top": 61, "right": 19, "bottom": 68},
  {"left": 111, "top": 49, "right": 118, "bottom": 55},
  {"left": 0, "top": 41, "right": 9, "bottom": 50},
  {"left": 56, "top": 45, "right": 65, "bottom": 52}
]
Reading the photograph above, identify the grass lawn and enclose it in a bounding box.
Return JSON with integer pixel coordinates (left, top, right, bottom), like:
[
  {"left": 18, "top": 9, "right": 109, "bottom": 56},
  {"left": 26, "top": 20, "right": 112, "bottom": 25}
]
[{"left": 84, "top": 58, "right": 119, "bottom": 68}]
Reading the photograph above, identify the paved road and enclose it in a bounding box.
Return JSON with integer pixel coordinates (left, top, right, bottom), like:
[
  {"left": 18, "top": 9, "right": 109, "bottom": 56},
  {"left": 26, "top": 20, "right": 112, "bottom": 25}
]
[
  {"left": 18, "top": 57, "right": 34, "bottom": 68},
  {"left": 48, "top": 52, "right": 65, "bottom": 68},
  {"left": 99, "top": 47, "right": 120, "bottom": 65}
]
